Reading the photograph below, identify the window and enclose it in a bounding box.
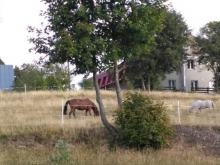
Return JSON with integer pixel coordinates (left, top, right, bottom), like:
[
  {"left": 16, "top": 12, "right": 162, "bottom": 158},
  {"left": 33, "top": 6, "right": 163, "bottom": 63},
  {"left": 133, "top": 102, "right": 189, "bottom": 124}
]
[
  {"left": 188, "top": 60, "right": 194, "bottom": 69},
  {"left": 169, "top": 80, "right": 176, "bottom": 89},
  {"left": 191, "top": 80, "right": 198, "bottom": 90}
]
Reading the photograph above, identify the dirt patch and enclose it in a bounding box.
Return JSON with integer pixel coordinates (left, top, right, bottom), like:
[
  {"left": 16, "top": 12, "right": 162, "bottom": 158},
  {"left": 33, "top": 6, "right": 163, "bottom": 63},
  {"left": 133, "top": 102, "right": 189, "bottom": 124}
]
[{"left": 172, "top": 125, "right": 220, "bottom": 156}]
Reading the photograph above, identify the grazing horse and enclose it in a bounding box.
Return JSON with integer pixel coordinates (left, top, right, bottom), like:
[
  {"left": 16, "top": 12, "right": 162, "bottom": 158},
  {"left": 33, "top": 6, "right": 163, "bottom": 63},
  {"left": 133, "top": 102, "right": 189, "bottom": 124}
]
[
  {"left": 189, "top": 100, "right": 215, "bottom": 112},
  {"left": 63, "top": 98, "right": 99, "bottom": 118}
]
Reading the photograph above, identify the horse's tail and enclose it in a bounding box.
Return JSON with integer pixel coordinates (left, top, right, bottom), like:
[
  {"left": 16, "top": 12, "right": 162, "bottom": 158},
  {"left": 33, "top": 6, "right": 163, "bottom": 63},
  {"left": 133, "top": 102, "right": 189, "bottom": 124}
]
[{"left": 63, "top": 100, "right": 69, "bottom": 115}]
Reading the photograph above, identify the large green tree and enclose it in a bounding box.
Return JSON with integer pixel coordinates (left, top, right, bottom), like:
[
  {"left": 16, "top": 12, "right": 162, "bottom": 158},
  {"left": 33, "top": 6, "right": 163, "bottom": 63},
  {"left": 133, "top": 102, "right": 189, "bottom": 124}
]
[
  {"left": 126, "top": 9, "right": 190, "bottom": 91},
  {"left": 28, "top": 0, "right": 117, "bottom": 137},
  {"left": 98, "top": 1, "right": 166, "bottom": 107},
  {"left": 195, "top": 21, "right": 220, "bottom": 92},
  {"left": 28, "top": 0, "right": 166, "bottom": 138}
]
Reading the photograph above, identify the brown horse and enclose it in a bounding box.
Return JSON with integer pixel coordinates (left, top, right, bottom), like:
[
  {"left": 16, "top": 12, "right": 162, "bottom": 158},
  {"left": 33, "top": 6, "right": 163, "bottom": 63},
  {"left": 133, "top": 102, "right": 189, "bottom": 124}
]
[{"left": 63, "top": 98, "right": 99, "bottom": 118}]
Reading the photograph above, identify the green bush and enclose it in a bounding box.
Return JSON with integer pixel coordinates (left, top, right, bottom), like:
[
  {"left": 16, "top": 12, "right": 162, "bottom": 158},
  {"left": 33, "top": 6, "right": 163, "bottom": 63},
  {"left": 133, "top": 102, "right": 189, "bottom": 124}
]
[
  {"left": 114, "top": 92, "right": 173, "bottom": 150},
  {"left": 48, "top": 140, "right": 75, "bottom": 165}
]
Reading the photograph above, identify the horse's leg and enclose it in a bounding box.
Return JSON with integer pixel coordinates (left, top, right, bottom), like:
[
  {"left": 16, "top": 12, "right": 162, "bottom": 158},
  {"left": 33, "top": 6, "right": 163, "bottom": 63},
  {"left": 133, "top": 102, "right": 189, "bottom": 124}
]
[
  {"left": 88, "top": 109, "right": 92, "bottom": 116},
  {"left": 69, "top": 108, "right": 72, "bottom": 118},
  {"left": 73, "top": 109, "right": 76, "bottom": 118}
]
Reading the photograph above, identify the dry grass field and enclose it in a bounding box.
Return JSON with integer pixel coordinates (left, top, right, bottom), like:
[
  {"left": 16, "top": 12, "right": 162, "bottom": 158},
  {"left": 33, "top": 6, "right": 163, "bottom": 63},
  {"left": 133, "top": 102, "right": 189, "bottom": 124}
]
[{"left": 0, "top": 90, "right": 220, "bottom": 165}]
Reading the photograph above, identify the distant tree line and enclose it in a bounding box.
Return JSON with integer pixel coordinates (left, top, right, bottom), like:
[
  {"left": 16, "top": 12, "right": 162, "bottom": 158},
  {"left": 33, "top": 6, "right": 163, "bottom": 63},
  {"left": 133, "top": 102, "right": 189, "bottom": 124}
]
[{"left": 13, "top": 63, "right": 70, "bottom": 91}]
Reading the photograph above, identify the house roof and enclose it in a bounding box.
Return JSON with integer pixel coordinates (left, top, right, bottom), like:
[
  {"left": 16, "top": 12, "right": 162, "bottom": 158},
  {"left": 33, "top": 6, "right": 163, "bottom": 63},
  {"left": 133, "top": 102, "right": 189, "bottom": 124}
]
[{"left": 97, "top": 66, "right": 125, "bottom": 88}]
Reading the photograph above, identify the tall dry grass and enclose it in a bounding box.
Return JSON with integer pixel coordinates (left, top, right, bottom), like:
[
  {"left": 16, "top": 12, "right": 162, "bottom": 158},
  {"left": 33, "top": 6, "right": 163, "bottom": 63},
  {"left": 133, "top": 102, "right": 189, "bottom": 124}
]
[{"left": 0, "top": 90, "right": 220, "bottom": 165}]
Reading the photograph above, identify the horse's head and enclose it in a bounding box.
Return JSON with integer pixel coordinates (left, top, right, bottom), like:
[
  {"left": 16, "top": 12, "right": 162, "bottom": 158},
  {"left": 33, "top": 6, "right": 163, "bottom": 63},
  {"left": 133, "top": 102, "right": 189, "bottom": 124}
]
[
  {"left": 96, "top": 110, "right": 99, "bottom": 116},
  {"left": 93, "top": 106, "right": 99, "bottom": 116}
]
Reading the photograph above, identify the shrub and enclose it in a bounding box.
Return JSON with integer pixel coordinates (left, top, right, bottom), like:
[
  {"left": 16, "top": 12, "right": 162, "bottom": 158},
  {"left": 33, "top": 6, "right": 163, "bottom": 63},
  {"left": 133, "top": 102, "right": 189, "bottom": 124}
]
[
  {"left": 48, "top": 140, "right": 75, "bottom": 165},
  {"left": 114, "top": 92, "right": 173, "bottom": 150}
]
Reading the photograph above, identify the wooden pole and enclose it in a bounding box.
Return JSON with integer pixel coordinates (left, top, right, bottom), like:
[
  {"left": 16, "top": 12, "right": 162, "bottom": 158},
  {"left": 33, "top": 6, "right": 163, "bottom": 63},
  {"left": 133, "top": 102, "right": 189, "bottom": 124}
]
[{"left": 177, "top": 100, "right": 180, "bottom": 124}]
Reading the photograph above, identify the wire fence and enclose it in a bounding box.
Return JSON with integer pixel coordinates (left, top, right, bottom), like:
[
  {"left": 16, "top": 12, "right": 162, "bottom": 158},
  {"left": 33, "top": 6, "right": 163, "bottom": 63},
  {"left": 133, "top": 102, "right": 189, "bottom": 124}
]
[
  {"left": 0, "top": 84, "right": 202, "bottom": 92},
  {"left": 0, "top": 99, "right": 218, "bottom": 126},
  {"left": 0, "top": 84, "right": 70, "bottom": 92},
  {"left": 1, "top": 84, "right": 218, "bottom": 96}
]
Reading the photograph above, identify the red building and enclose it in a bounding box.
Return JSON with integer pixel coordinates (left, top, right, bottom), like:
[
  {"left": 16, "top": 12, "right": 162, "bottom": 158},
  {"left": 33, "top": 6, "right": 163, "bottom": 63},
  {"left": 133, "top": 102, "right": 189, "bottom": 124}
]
[{"left": 97, "top": 67, "right": 126, "bottom": 89}]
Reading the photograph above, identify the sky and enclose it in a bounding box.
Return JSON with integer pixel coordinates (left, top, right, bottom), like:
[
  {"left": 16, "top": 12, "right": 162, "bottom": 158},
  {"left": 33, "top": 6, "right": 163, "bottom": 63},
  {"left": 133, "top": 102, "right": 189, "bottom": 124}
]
[{"left": 0, "top": 0, "right": 220, "bottom": 86}]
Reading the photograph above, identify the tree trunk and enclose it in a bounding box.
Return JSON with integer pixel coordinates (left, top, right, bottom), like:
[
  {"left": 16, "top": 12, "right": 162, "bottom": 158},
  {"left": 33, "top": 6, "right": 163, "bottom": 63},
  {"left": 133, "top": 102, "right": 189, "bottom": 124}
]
[
  {"left": 141, "top": 77, "right": 146, "bottom": 91},
  {"left": 147, "top": 76, "right": 151, "bottom": 92},
  {"left": 93, "top": 71, "right": 118, "bottom": 137},
  {"left": 114, "top": 61, "right": 122, "bottom": 108},
  {"left": 67, "top": 60, "right": 71, "bottom": 91},
  {"left": 215, "top": 72, "right": 219, "bottom": 92}
]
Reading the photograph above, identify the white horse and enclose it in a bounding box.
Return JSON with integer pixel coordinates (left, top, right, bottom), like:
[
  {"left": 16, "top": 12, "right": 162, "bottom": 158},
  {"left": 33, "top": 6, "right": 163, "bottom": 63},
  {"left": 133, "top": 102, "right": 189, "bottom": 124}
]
[{"left": 189, "top": 100, "right": 215, "bottom": 112}]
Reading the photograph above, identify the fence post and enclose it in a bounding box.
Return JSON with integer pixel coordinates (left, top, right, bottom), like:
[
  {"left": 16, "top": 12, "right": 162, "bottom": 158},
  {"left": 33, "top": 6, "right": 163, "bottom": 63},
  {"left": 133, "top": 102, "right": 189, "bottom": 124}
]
[
  {"left": 177, "top": 100, "right": 181, "bottom": 124},
  {"left": 62, "top": 99, "right": 64, "bottom": 124},
  {"left": 24, "top": 84, "right": 26, "bottom": 93}
]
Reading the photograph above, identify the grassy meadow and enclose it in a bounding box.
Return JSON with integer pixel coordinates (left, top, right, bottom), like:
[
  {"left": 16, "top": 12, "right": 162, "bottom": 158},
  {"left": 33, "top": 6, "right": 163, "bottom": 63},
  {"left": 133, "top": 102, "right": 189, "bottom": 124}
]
[{"left": 0, "top": 90, "right": 220, "bottom": 165}]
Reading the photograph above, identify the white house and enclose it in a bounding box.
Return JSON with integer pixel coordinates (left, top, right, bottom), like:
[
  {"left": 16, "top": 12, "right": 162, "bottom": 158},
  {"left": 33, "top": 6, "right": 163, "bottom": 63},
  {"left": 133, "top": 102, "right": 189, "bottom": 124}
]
[{"left": 161, "top": 45, "right": 214, "bottom": 92}]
